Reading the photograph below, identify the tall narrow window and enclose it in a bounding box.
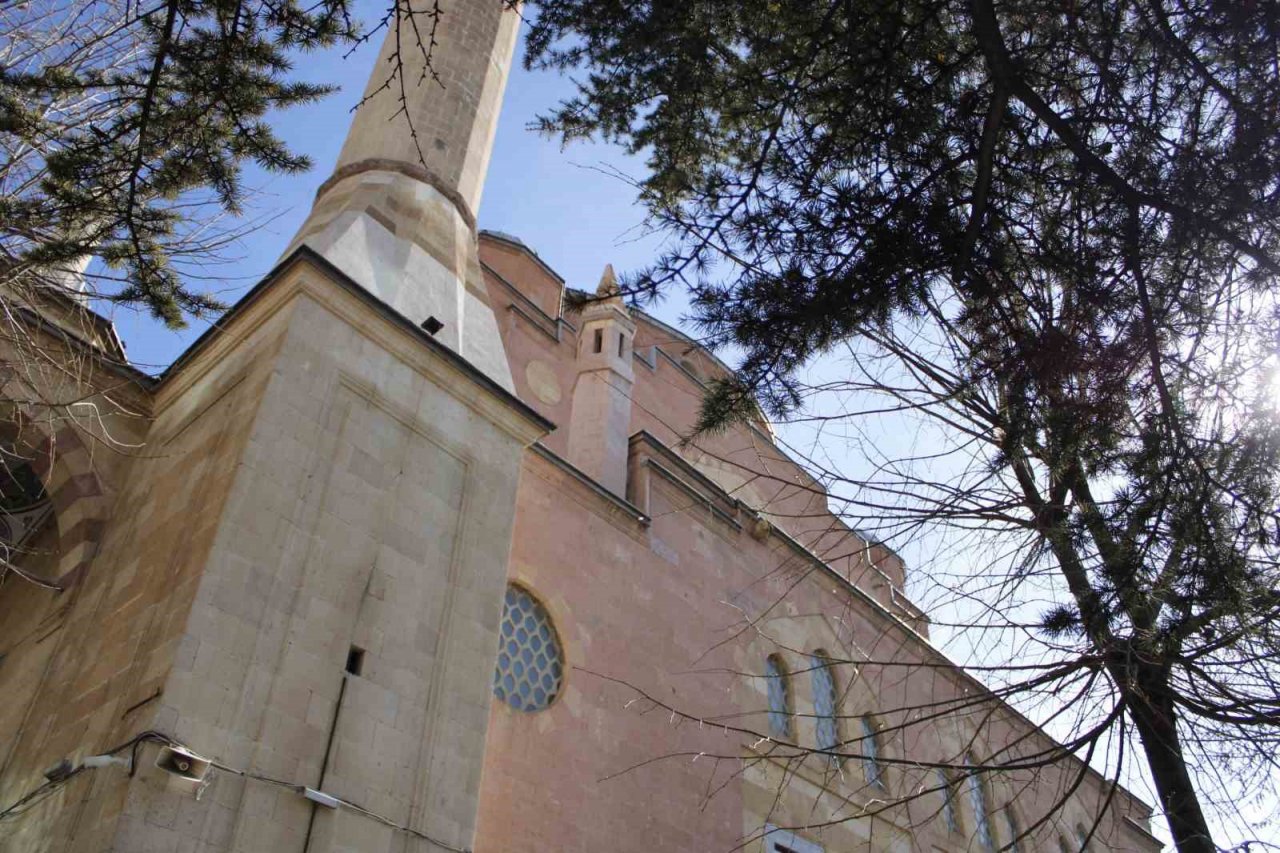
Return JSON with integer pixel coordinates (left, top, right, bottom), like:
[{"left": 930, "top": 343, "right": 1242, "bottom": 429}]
[
  {"left": 1075, "top": 824, "right": 1090, "bottom": 851},
  {"left": 592, "top": 328, "right": 603, "bottom": 353},
  {"left": 0, "top": 458, "right": 53, "bottom": 560},
  {"left": 965, "top": 753, "right": 995, "bottom": 851},
  {"left": 1005, "top": 809, "right": 1021, "bottom": 852},
  {"left": 859, "top": 716, "right": 884, "bottom": 789},
  {"left": 938, "top": 768, "right": 960, "bottom": 833},
  {"left": 808, "top": 651, "right": 841, "bottom": 767},
  {"left": 764, "top": 825, "right": 824, "bottom": 853},
  {"left": 764, "top": 655, "right": 792, "bottom": 739}
]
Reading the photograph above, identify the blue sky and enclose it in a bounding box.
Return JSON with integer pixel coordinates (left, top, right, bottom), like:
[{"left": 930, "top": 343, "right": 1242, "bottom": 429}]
[{"left": 106, "top": 18, "right": 683, "bottom": 373}]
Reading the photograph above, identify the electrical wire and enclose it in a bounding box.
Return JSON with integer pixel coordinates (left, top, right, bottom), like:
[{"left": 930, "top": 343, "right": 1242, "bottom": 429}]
[
  {"left": 207, "top": 758, "right": 470, "bottom": 852},
  {"left": 0, "top": 769, "right": 84, "bottom": 819},
  {"left": 337, "top": 797, "right": 470, "bottom": 853},
  {"left": 0, "top": 557, "right": 63, "bottom": 591},
  {"left": 0, "top": 731, "right": 172, "bottom": 820},
  {"left": 0, "top": 730, "right": 470, "bottom": 852}
]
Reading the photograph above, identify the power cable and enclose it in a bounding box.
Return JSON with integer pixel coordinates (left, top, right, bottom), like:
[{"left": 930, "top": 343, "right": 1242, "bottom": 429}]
[{"left": 0, "top": 730, "right": 470, "bottom": 852}]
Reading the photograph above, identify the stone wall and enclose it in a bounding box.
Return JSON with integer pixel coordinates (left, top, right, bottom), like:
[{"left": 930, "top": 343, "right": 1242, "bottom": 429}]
[
  {"left": 0, "top": 252, "right": 547, "bottom": 853},
  {"left": 472, "top": 234, "right": 1161, "bottom": 853}
]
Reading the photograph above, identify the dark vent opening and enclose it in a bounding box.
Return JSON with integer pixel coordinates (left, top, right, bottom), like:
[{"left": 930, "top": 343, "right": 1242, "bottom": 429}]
[
  {"left": 345, "top": 646, "right": 365, "bottom": 676},
  {"left": 421, "top": 316, "right": 444, "bottom": 335}
]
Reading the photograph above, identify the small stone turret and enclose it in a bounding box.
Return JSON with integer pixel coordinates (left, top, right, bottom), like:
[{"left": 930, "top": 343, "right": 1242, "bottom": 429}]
[
  {"left": 567, "top": 265, "right": 636, "bottom": 495},
  {"left": 284, "top": 0, "right": 520, "bottom": 389}
]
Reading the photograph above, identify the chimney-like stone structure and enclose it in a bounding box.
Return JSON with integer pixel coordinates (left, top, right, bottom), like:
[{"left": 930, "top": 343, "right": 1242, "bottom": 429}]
[
  {"left": 568, "top": 265, "right": 636, "bottom": 495},
  {"left": 285, "top": 0, "right": 520, "bottom": 389}
]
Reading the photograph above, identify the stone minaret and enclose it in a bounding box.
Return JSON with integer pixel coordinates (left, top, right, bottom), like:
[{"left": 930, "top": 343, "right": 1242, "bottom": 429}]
[
  {"left": 568, "top": 265, "right": 636, "bottom": 494},
  {"left": 286, "top": 0, "right": 520, "bottom": 389},
  {"left": 0, "top": 5, "right": 553, "bottom": 853}
]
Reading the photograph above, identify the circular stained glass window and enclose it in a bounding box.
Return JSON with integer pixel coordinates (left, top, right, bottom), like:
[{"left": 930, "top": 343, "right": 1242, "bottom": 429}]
[{"left": 493, "top": 585, "right": 564, "bottom": 712}]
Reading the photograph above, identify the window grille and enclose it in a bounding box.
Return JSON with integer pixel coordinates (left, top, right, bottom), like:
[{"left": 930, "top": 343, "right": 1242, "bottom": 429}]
[
  {"left": 860, "top": 716, "right": 884, "bottom": 788},
  {"left": 493, "top": 585, "right": 564, "bottom": 712},
  {"left": 809, "top": 651, "right": 841, "bottom": 767},
  {"left": 1005, "top": 809, "right": 1021, "bottom": 852},
  {"left": 965, "top": 753, "right": 995, "bottom": 851},
  {"left": 765, "top": 655, "right": 793, "bottom": 739},
  {"left": 938, "top": 769, "right": 960, "bottom": 832}
]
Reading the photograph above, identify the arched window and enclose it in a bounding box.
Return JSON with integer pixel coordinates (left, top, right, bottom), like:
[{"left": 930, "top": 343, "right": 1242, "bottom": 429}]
[
  {"left": 0, "top": 451, "right": 65, "bottom": 598},
  {"left": 0, "top": 457, "right": 54, "bottom": 573},
  {"left": 0, "top": 429, "right": 106, "bottom": 599},
  {"left": 808, "top": 650, "right": 841, "bottom": 767},
  {"left": 859, "top": 715, "right": 885, "bottom": 789},
  {"left": 492, "top": 585, "right": 564, "bottom": 712},
  {"left": 1004, "top": 808, "right": 1021, "bottom": 853},
  {"left": 964, "top": 753, "right": 995, "bottom": 851},
  {"left": 764, "top": 654, "right": 792, "bottom": 739},
  {"left": 937, "top": 768, "right": 960, "bottom": 833}
]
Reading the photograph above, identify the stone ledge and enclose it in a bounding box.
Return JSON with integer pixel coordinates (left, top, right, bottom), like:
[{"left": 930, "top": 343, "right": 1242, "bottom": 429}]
[{"left": 316, "top": 158, "right": 477, "bottom": 231}]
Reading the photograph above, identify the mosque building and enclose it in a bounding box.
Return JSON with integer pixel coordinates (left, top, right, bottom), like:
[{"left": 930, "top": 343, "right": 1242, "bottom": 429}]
[{"left": 0, "top": 2, "right": 1162, "bottom": 851}]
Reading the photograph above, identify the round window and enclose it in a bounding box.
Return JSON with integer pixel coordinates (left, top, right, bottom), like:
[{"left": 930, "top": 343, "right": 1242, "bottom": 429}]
[{"left": 493, "top": 585, "right": 564, "bottom": 712}]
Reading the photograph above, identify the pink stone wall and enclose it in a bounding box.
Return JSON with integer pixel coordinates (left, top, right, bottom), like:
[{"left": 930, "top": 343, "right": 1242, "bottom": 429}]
[
  {"left": 479, "top": 234, "right": 911, "bottom": 610},
  {"left": 473, "top": 234, "right": 1159, "bottom": 852}
]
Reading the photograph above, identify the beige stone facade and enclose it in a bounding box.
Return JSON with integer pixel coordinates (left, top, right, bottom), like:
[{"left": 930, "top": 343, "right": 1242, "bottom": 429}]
[
  {"left": 0, "top": 2, "right": 1164, "bottom": 851},
  {"left": 0, "top": 251, "right": 548, "bottom": 853}
]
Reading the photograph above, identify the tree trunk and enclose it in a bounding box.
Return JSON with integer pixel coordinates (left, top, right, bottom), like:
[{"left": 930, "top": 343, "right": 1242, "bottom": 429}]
[{"left": 1123, "top": 666, "right": 1216, "bottom": 853}]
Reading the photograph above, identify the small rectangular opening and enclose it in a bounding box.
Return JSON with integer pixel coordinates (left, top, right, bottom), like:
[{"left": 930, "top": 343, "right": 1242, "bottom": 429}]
[
  {"left": 617, "top": 332, "right": 625, "bottom": 357},
  {"left": 345, "top": 646, "right": 365, "bottom": 676},
  {"left": 593, "top": 328, "right": 603, "bottom": 353}
]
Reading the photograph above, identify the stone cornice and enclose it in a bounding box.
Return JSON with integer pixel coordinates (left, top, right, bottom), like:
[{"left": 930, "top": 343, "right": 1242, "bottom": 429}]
[{"left": 156, "top": 246, "right": 553, "bottom": 443}]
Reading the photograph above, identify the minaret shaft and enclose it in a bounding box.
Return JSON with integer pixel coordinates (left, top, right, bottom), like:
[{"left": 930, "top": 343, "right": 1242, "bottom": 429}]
[
  {"left": 333, "top": 2, "right": 518, "bottom": 220},
  {"left": 287, "top": 0, "right": 520, "bottom": 390}
]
